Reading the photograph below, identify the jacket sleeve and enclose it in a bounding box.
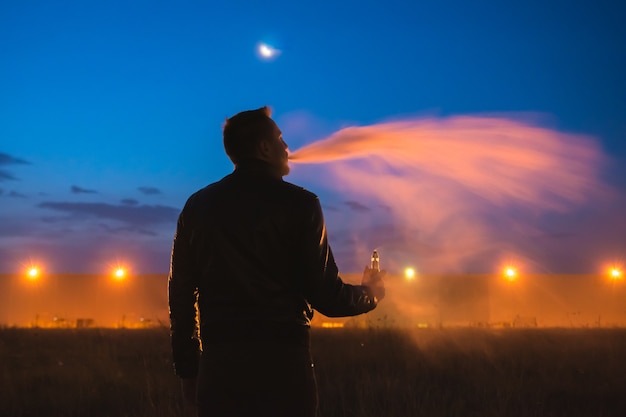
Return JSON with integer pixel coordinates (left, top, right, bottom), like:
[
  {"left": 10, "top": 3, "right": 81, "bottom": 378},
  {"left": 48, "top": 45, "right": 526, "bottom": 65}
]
[
  {"left": 299, "top": 196, "right": 378, "bottom": 317},
  {"left": 168, "top": 208, "right": 201, "bottom": 378}
]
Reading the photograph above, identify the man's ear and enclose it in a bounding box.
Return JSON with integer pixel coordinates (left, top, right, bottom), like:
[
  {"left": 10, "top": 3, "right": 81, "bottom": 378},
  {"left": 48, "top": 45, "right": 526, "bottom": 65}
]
[{"left": 257, "top": 139, "right": 271, "bottom": 159}]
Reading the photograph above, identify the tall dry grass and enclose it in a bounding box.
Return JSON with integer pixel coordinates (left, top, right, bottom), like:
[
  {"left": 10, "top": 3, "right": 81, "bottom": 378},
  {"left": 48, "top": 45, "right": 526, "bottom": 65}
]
[{"left": 1, "top": 327, "right": 625, "bottom": 416}]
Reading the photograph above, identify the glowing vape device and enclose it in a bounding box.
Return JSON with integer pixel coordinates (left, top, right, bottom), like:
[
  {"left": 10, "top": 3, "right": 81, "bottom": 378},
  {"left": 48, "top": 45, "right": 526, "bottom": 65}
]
[{"left": 371, "top": 250, "right": 380, "bottom": 271}]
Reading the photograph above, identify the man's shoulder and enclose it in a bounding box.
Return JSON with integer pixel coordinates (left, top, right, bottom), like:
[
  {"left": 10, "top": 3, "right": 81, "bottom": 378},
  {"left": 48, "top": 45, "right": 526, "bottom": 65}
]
[
  {"left": 184, "top": 175, "right": 320, "bottom": 207},
  {"left": 184, "top": 175, "right": 232, "bottom": 205},
  {"left": 279, "top": 179, "right": 318, "bottom": 200}
]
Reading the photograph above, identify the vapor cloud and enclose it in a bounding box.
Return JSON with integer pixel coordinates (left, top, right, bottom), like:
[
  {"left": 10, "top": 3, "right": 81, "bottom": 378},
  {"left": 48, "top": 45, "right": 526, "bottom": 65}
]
[{"left": 290, "top": 115, "right": 614, "bottom": 273}]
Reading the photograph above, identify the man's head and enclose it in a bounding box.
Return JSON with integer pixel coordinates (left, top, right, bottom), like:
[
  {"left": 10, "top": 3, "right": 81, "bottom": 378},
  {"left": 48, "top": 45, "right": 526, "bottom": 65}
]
[{"left": 223, "top": 106, "right": 289, "bottom": 176}]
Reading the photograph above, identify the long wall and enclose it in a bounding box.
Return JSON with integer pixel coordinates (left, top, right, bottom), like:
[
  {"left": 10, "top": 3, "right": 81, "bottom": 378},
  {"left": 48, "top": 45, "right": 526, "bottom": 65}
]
[
  {"left": 0, "top": 274, "right": 168, "bottom": 328},
  {"left": 1, "top": 273, "right": 624, "bottom": 328},
  {"left": 319, "top": 273, "right": 626, "bottom": 328}
]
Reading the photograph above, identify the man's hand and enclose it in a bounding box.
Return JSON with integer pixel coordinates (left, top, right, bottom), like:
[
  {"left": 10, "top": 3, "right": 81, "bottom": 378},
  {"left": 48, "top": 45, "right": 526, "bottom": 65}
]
[
  {"left": 180, "top": 377, "right": 197, "bottom": 408},
  {"left": 361, "top": 266, "right": 386, "bottom": 301}
]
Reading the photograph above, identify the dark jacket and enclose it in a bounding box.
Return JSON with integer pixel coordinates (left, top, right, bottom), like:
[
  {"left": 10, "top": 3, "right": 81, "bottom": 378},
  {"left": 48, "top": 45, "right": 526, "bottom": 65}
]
[{"left": 168, "top": 159, "right": 378, "bottom": 378}]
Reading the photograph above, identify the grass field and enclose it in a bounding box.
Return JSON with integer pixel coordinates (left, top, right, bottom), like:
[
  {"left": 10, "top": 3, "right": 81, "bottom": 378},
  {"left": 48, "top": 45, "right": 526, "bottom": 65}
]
[{"left": 1, "top": 326, "right": 625, "bottom": 417}]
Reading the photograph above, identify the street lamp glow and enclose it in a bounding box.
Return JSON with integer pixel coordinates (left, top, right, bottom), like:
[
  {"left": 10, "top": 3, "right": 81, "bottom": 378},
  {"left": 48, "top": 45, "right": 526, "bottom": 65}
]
[
  {"left": 27, "top": 267, "right": 39, "bottom": 280},
  {"left": 504, "top": 267, "right": 517, "bottom": 282},
  {"left": 610, "top": 268, "right": 622, "bottom": 280},
  {"left": 113, "top": 268, "right": 126, "bottom": 281},
  {"left": 405, "top": 267, "right": 416, "bottom": 281}
]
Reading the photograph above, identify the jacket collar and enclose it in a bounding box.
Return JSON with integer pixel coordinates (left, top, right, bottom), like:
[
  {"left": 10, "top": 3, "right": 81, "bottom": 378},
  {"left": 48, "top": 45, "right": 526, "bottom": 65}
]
[{"left": 233, "top": 159, "right": 283, "bottom": 180}]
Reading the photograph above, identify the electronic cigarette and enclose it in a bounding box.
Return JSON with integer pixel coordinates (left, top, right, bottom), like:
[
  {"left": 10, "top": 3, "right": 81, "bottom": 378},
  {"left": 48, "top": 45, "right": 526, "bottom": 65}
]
[{"left": 371, "top": 250, "right": 380, "bottom": 271}]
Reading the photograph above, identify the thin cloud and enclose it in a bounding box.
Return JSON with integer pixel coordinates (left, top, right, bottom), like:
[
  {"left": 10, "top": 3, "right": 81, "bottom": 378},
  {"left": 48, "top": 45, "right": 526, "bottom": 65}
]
[
  {"left": 0, "top": 152, "right": 30, "bottom": 165},
  {"left": 71, "top": 185, "right": 98, "bottom": 194},
  {"left": 121, "top": 198, "right": 139, "bottom": 206},
  {"left": 0, "top": 152, "right": 30, "bottom": 182},
  {"left": 8, "top": 190, "right": 27, "bottom": 198},
  {"left": 138, "top": 186, "right": 162, "bottom": 195},
  {"left": 0, "top": 170, "right": 18, "bottom": 181},
  {"left": 0, "top": 216, "right": 39, "bottom": 237},
  {"left": 536, "top": 231, "right": 577, "bottom": 240},
  {"left": 345, "top": 200, "right": 371, "bottom": 212},
  {"left": 98, "top": 223, "right": 157, "bottom": 236},
  {"left": 41, "top": 215, "right": 75, "bottom": 224},
  {"left": 37, "top": 201, "right": 179, "bottom": 231}
]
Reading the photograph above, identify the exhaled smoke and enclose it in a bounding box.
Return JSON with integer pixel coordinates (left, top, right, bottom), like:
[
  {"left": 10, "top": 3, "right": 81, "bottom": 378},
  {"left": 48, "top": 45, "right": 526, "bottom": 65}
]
[{"left": 289, "top": 115, "right": 611, "bottom": 273}]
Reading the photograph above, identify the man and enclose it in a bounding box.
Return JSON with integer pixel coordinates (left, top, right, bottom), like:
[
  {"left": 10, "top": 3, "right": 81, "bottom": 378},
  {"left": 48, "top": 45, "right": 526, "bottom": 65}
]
[{"left": 168, "top": 106, "right": 385, "bottom": 417}]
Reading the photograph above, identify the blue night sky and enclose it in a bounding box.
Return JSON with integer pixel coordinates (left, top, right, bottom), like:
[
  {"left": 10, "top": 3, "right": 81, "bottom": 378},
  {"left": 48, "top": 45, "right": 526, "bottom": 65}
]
[{"left": 1, "top": 0, "right": 625, "bottom": 275}]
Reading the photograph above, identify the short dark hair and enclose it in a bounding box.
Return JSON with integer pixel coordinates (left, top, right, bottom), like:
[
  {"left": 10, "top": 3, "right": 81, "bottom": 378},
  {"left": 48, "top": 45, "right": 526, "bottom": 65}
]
[{"left": 223, "top": 106, "right": 274, "bottom": 164}]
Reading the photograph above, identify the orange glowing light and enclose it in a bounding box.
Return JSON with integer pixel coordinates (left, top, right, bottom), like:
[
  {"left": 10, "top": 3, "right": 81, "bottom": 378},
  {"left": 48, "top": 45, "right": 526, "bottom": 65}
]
[
  {"left": 27, "top": 267, "right": 39, "bottom": 280},
  {"left": 113, "top": 268, "right": 126, "bottom": 280},
  {"left": 610, "top": 268, "right": 622, "bottom": 280},
  {"left": 504, "top": 267, "right": 517, "bottom": 282},
  {"left": 405, "top": 267, "right": 416, "bottom": 280}
]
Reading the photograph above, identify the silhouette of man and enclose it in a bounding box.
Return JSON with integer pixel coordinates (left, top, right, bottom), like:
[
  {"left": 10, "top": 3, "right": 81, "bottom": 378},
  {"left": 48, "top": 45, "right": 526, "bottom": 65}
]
[{"left": 168, "top": 106, "right": 385, "bottom": 417}]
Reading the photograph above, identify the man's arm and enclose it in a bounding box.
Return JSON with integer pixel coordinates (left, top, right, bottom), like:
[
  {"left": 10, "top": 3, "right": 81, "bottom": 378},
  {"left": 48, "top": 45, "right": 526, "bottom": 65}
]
[
  {"left": 299, "top": 196, "right": 382, "bottom": 317},
  {"left": 168, "top": 210, "right": 201, "bottom": 379}
]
